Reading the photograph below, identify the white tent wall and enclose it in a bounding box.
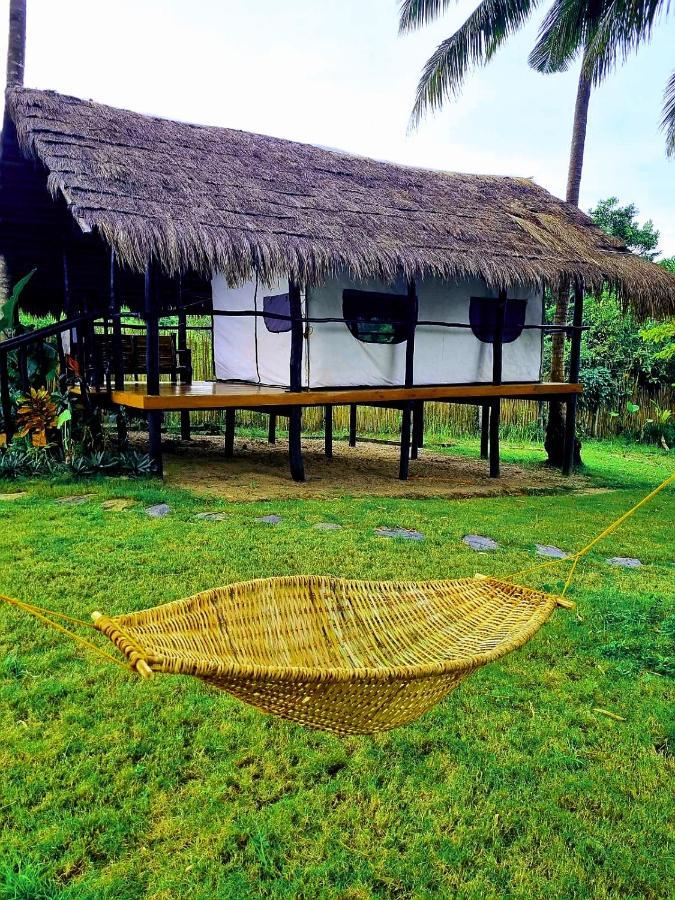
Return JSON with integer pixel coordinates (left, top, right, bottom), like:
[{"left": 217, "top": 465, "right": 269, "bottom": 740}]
[
  {"left": 306, "top": 274, "right": 543, "bottom": 388},
  {"left": 211, "top": 271, "right": 543, "bottom": 388},
  {"left": 212, "top": 273, "right": 293, "bottom": 386}
]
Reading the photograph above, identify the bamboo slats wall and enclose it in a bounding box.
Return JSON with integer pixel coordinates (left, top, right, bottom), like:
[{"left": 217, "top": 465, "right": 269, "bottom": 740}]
[{"left": 162, "top": 328, "right": 673, "bottom": 441}]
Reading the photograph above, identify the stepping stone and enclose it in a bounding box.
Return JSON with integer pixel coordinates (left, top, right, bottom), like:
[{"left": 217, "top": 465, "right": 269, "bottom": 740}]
[
  {"left": 56, "top": 494, "right": 94, "bottom": 505},
  {"left": 535, "top": 544, "right": 568, "bottom": 559},
  {"left": 0, "top": 491, "right": 27, "bottom": 501},
  {"left": 376, "top": 527, "right": 425, "bottom": 541},
  {"left": 195, "top": 512, "right": 228, "bottom": 521},
  {"left": 463, "top": 534, "right": 498, "bottom": 551},
  {"left": 606, "top": 556, "right": 642, "bottom": 568},
  {"left": 146, "top": 503, "right": 171, "bottom": 518},
  {"left": 255, "top": 515, "right": 281, "bottom": 524},
  {"left": 102, "top": 498, "right": 135, "bottom": 511},
  {"left": 313, "top": 522, "right": 342, "bottom": 531}
]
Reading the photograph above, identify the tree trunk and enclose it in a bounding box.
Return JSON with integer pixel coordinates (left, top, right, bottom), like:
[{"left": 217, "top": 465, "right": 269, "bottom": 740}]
[
  {"left": 545, "top": 61, "right": 592, "bottom": 467},
  {"left": 6, "top": 0, "right": 26, "bottom": 87}
]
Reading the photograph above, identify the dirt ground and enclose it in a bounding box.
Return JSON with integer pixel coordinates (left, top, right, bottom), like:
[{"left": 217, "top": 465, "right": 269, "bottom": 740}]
[{"left": 136, "top": 434, "right": 587, "bottom": 501}]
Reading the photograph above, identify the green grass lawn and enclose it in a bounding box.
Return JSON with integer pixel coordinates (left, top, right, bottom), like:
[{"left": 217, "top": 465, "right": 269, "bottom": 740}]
[{"left": 0, "top": 439, "right": 673, "bottom": 899}]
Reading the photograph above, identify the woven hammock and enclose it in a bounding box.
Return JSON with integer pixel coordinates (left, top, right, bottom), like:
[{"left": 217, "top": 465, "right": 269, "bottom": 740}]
[
  {"left": 91, "top": 575, "right": 565, "bottom": 734},
  {"left": 1, "top": 475, "right": 671, "bottom": 735}
]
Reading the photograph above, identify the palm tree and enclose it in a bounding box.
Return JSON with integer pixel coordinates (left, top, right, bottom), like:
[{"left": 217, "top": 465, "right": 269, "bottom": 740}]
[
  {"left": 400, "top": 0, "right": 672, "bottom": 464},
  {"left": 6, "top": 0, "right": 26, "bottom": 87}
]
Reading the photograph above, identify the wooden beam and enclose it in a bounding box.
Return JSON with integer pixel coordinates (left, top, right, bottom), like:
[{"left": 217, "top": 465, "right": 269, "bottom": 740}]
[
  {"left": 108, "top": 380, "right": 583, "bottom": 412},
  {"left": 109, "top": 248, "right": 124, "bottom": 391},
  {"left": 411, "top": 399, "right": 424, "bottom": 459},
  {"left": 144, "top": 261, "right": 160, "bottom": 396},
  {"left": 288, "top": 407, "right": 305, "bottom": 482},
  {"left": 563, "top": 282, "right": 584, "bottom": 476}
]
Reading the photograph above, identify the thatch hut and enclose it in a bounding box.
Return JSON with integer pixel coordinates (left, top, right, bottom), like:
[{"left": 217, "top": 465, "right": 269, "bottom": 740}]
[{"left": 2, "top": 8, "right": 674, "bottom": 480}]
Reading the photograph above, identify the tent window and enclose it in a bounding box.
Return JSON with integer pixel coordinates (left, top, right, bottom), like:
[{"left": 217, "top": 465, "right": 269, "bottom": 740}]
[
  {"left": 263, "top": 293, "right": 292, "bottom": 333},
  {"left": 342, "top": 290, "right": 410, "bottom": 345},
  {"left": 469, "top": 297, "right": 527, "bottom": 344}
]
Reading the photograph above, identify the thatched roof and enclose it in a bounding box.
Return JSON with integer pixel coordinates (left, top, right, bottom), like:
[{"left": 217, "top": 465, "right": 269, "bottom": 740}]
[{"left": 5, "top": 86, "right": 675, "bottom": 316}]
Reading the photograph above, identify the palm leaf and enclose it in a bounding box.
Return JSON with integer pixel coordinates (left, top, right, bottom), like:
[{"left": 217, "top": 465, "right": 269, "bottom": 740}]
[
  {"left": 663, "top": 70, "right": 675, "bottom": 157},
  {"left": 0, "top": 268, "right": 36, "bottom": 332},
  {"left": 399, "top": 0, "right": 456, "bottom": 33},
  {"left": 410, "top": 0, "right": 539, "bottom": 126}
]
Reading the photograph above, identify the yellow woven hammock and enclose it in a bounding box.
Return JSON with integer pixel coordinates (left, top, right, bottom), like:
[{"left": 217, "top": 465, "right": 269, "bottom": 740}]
[{"left": 2, "top": 476, "right": 672, "bottom": 735}]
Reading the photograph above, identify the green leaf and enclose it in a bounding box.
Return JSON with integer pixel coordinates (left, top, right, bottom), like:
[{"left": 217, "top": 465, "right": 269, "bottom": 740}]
[
  {"left": 0, "top": 269, "right": 37, "bottom": 332},
  {"left": 626, "top": 402, "right": 640, "bottom": 414},
  {"left": 56, "top": 409, "right": 72, "bottom": 427}
]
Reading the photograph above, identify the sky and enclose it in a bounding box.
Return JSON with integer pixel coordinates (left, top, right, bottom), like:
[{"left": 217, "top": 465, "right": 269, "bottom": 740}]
[{"left": 2, "top": 0, "right": 674, "bottom": 255}]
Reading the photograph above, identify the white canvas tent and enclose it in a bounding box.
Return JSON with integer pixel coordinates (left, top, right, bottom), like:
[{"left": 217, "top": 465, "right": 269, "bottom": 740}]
[{"left": 213, "top": 272, "right": 543, "bottom": 388}]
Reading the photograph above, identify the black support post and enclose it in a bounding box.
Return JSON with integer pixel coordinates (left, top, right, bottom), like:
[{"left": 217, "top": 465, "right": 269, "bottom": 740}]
[
  {"left": 411, "top": 400, "right": 424, "bottom": 459},
  {"left": 268, "top": 413, "right": 277, "bottom": 444},
  {"left": 562, "top": 282, "right": 584, "bottom": 476},
  {"left": 324, "top": 404, "right": 333, "bottom": 458},
  {"left": 224, "top": 408, "right": 235, "bottom": 457},
  {"left": 145, "top": 260, "right": 163, "bottom": 476},
  {"left": 399, "top": 278, "right": 418, "bottom": 480},
  {"left": 349, "top": 404, "right": 357, "bottom": 447},
  {"left": 288, "top": 278, "right": 305, "bottom": 482},
  {"left": 480, "top": 403, "right": 490, "bottom": 459},
  {"left": 0, "top": 351, "right": 13, "bottom": 443},
  {"left": 109, "top": 249, "right": 124, "bottom": 391},
  {"left": 489, "top": 289, "right": 506, "bottom": 478},
  {"left": 177, "top": 277, "right": 191, "bottom": 441}
]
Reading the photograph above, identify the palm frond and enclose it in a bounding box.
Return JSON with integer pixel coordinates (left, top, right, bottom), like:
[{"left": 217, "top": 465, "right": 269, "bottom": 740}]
[
  {"left": 580, "top": 0, "right": 668, "bottom": 84},
  {"left": 410, "top": 0, "right": 538, "bottom": 126},
  {"left": 529, "top": 0, "right": 595, "bottom": 74},
  {"left": 662, "top": 70, "right": 675, "bottom": 157},
  {"left": 399, "top": 0, "right": 456, "bottom": 33}
]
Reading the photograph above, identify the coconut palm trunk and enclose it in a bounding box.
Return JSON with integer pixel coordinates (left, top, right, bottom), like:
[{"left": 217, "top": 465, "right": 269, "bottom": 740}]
[
  {"left": 6, "top": 0, "right": 26, "bottom": 87},
  {"left": 544, "top": 63, "right": 591, "bottom": 466}
]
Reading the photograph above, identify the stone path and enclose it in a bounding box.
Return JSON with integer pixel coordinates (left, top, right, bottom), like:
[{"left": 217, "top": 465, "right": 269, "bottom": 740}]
[
  {"left": 606, "top": 556, "right": 642, "bottom": 568},
  {"left": 194, "top": 512, "right": 228, "bottom": 521},
  {"left": 535, "top": 544, "right": 568, "bottom": 559},
  {"left": 463, "top": 534, "right": 498, "bottom": 551},
  {"left": 102, "top": 499, "right": 135, "bottom": 511},
  {"left": 255, "top": 514, "right": 282, "bottom": 524},
  {"left": 56, "top": 494, "right": 94, "bottom": 505},
  {"left": 375, "top": 527, "right": 425, "bottom": 541},
  {"left": 146, "top": 503, "right": 171, "bottom": 518},
  {"left": 313, "top": 522, "right": 342, "bottom": 531},
  {"left": 0, "top": 491, "right": 27, "bottom": 501}
]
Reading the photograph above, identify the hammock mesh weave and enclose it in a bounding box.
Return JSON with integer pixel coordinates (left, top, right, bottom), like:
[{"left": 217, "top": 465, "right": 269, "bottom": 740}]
[{"left": 92, "top": 575, "right": 559, "bottom": 734}]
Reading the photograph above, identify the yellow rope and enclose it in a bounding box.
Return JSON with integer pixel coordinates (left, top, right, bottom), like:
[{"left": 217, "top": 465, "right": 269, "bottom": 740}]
[
  {"left": 0, "top": 594, "right": 132, "bottom": 672},
  {"left": 503, "top": 473, "right": 675, "bottom": 595}
]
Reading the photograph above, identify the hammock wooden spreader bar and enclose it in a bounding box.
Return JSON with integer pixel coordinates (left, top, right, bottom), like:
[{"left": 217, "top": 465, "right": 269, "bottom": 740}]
[{"left": 1, "top": 474, "right": 672, "bottom": 735}]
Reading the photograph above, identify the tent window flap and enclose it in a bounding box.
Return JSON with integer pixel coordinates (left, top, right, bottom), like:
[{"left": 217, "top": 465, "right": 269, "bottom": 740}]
[
  {"left": 469, "top": 297, "right": 528, "bottom": 344},
  {"left": 342, "top": 290, "right": 410, "bottom": 344}
]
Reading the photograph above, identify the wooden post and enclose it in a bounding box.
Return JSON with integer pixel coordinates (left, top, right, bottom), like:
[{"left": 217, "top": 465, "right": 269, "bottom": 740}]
[
  {"left": 324, "top": 404, "right": 333, "bottom": 458},
  {"left": 563, "top": 282, "right": 584, "bottom": 476},
  {"left": 399, "top": 277, "right": 418, "bottom": 480},
  {"left": 288, "top": 277, "right": 305, "bottom": 482},
  {"left": 349, "top": 404, "right": 357, "bottom": 447},
  {"left": 480, "top": 403, "right": 490, "bottom": 459},
  {"left": 224, "top": 408, "right": 235, "bottom": 458},
  {"left": 109, "top": 248, "right": 124, "bottom": 391},
  {"left": 0, "top": 351, "right": 13, "bottom": 443},
  {"left": 145, "top": 260, "right": 163, "bottom": 476},
  {"left": 268, "top": 413, "right": 277, "bottom": 444},
  {"left": 177, "top": 278, "right": 191, "bottom": 441},
  {"left": 489, "top": 289, "right": 506, "bottom": 478},
  {"left": 411, "top": 399, "right": 424, "bottom": 459}
]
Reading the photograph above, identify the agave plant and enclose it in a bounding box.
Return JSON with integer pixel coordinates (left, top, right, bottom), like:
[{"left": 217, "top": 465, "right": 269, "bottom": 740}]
[{"left": 15, "top": 388, "right": 58, "bottom": 447}]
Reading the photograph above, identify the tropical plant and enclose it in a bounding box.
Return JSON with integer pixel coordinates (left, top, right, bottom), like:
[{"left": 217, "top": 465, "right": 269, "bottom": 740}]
[
  {"left": 15, "top": 388, "right": 57, "bottom": 447},
  {"left": 588, "top": 198, "right": 660, "bottom": 260}
]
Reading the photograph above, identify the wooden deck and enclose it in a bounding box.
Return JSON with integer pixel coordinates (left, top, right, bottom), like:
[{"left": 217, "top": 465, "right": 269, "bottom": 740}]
[{"left": 107, "top": 380, "right": 582, "bottom": 412}]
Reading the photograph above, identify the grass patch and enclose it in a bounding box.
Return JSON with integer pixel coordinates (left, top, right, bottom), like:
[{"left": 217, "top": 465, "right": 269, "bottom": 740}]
[{"left": 0, "top": 440, "right": 673, "bottom": 898}]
